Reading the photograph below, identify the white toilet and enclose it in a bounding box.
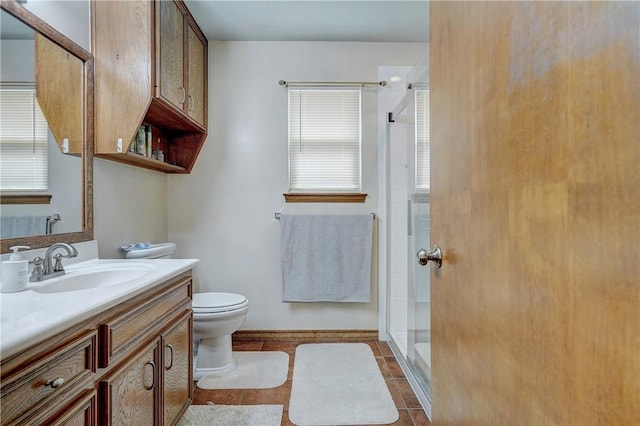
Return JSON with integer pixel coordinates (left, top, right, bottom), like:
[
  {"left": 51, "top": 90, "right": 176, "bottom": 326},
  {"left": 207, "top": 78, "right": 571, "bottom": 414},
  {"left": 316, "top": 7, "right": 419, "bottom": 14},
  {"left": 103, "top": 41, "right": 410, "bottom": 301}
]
[
  {"left": 192, "top": 292, "right": 249, "bottom": 379},
  {"left": 122, "top": 242, "right": 249, "bottom": 379}
]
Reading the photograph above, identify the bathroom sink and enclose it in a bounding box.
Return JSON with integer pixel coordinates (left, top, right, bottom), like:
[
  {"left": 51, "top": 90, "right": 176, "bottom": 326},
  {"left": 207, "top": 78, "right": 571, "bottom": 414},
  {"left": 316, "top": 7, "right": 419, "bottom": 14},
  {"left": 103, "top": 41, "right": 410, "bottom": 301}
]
[{"left": 32, "top": 263, "right": 156, "bottom": 293}]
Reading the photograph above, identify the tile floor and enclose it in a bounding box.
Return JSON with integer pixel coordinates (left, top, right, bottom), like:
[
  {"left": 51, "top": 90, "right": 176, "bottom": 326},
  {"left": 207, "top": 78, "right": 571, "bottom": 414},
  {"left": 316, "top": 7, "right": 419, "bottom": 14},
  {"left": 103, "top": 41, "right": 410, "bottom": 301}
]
[{"left": 192, "top": 339, "right": 431, "bottom": 426}]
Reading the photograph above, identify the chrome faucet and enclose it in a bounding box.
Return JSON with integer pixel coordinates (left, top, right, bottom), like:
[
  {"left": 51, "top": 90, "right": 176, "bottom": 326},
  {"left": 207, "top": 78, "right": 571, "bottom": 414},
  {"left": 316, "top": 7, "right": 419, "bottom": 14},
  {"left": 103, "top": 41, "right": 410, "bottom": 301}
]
[{"left": 29, "top": 242, "right": 79, "bottom": 282}]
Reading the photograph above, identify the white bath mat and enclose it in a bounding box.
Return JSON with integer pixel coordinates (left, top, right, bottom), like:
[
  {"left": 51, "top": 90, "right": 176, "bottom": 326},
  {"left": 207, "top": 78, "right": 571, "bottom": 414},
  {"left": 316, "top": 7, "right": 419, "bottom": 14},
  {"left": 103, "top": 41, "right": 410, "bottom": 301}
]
[
  {"left": 178, "top": 404, "right": 283, "bottom": 426},
  {"left": 289, "top": 343, "right": 399, "bottom": 425},
  {"left": 197, "top": 351, "right": 289, "bottom": 389}
]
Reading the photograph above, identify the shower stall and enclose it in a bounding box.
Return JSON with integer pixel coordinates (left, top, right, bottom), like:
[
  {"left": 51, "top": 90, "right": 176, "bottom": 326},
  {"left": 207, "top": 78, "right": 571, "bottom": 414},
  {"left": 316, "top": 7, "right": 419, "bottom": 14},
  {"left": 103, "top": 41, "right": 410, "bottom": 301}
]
[{"left": 378, "top": 63, "right": 431, "bottom": 416}]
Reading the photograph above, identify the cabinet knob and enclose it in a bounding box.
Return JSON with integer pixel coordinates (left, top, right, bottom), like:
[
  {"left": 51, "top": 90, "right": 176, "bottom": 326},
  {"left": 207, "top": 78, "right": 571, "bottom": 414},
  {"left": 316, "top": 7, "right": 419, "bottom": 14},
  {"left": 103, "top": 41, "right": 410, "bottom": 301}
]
[
  {"left": 45, "top": 377, "right": 65, "bottom": 389},
  {"left": 188, "top": 95, "right": 194, "bottom": 112},
  {"left": 179, "top": 86, "right": 186, "bottom": 104}
]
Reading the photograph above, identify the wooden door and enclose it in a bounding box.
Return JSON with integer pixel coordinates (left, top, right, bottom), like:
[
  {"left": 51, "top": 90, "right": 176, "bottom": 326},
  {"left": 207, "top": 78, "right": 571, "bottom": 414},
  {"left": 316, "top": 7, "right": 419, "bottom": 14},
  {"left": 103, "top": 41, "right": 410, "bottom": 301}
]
[
  {"left": 99, "top": 342, "right": 159, "bottom": 426},
  {"left": 430, "top": 2, "right": 639, "bottom": 425},
  {"left": 162, "top": 311, "right": 193, "bottom": 426},
  {"left": 158, "top": 0, "right": 185, "bottom": 110},
  {"left": 186, "top": 22, "right": 206, "bottom": 127}
]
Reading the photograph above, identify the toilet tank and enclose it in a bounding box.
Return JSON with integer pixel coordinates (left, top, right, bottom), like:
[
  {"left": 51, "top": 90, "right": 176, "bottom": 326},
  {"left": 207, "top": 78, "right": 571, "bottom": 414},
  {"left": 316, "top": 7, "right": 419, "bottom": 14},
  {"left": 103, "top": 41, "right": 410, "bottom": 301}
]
[{"left": 124, "top": 242, "right": 176, "bottom": 259}]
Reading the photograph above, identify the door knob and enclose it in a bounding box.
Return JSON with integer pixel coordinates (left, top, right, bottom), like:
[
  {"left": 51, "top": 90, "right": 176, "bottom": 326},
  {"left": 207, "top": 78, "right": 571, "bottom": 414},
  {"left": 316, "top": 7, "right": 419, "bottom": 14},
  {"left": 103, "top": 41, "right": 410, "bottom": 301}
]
[{"left": 417, "top": 246, "right": 442, "bottom": 268}]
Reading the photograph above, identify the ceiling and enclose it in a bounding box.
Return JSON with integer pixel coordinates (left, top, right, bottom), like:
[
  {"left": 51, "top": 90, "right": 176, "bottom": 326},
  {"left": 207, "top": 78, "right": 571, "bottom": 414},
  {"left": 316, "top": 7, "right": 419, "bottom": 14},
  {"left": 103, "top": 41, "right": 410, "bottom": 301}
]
[{"left": 183, "top": 1, "right": 429, "bottom": 43}]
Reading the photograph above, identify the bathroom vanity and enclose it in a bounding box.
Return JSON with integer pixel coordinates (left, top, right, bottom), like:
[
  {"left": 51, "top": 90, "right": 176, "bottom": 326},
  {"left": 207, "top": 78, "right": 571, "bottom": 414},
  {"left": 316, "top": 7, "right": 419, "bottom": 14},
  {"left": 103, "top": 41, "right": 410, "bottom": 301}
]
[{"left": 0, "top": 257, "right": 197, "bottom": 426}]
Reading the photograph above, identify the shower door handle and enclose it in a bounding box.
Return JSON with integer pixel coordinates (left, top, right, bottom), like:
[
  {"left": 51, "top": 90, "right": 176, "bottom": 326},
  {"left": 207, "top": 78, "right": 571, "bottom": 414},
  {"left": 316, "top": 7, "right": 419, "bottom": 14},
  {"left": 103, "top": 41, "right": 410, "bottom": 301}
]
[{"left": 417, "top": 246, "right": 442, "bottom": 268}]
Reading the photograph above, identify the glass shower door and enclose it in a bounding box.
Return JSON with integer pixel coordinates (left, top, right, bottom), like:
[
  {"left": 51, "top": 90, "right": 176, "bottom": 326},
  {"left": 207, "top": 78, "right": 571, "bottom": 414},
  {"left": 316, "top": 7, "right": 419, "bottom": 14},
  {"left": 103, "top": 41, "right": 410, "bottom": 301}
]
[
  {"left": 383, "top": 67, "right": 431, "bottom": 412},
  {"left": 406, "top": 86, "right": 431, "bottom": 400},
  {"left": 407, "top": 195, "right": 431, "bottom": 398}
]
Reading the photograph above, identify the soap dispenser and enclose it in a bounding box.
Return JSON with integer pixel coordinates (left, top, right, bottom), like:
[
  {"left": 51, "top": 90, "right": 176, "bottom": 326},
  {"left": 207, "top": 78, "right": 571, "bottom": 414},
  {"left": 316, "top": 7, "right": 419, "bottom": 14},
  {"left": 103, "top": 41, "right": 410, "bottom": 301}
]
[{"left": 1, "top": 245, "right": 30, "bottom": 293}]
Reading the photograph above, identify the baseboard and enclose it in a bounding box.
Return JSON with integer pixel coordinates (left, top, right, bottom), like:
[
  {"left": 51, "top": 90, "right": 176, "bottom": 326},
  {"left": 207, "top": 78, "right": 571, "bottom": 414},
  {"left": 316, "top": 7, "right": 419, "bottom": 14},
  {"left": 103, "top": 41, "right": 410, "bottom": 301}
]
[{"left": 233, "top": 329, "right": 379, "bottom": 342}]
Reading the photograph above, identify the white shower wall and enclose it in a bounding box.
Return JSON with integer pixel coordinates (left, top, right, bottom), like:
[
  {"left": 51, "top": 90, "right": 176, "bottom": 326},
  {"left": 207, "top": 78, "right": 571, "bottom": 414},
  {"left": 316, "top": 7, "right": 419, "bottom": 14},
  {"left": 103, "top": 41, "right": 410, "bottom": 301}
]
[
  {"left": 377, "top": 66, "right": 414, "bottom": 342},
  {"left": 388, "top": 122, "right": 409, "bottom": 344},
  {"left": 378, "top": 60, "right": 432, "bottom": 414}
]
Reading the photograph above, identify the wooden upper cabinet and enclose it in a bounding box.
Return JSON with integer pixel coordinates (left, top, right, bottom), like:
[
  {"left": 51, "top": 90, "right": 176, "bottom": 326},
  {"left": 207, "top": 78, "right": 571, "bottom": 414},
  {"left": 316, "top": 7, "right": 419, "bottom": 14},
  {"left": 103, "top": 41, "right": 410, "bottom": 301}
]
[
  {"left": 92, "top": 0, "right": 208, "bottom": 173},
  {"left": 157, "top": 1, "right": 207, "bottom": 128}
]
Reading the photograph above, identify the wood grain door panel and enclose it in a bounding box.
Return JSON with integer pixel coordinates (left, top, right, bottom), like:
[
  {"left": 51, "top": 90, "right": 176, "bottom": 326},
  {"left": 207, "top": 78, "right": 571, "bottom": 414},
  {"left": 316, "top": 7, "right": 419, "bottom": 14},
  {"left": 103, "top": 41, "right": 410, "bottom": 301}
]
[
  {"left": 0, "top": 331, "right": 96, "bottom": 425},
  {"left": 430, "top": 2, "right": 639, "bottom": 425},
  {"left": 162, "top": 311, "right": 192, "bottom": 426},
  {"left": 35, "top": 34, "right": 84, "bottom": 155},
  {"left": 158, "top": 0, "right": 185, "bottom": 110},
  {"left": 99, "top": 342, "right": 159, "bottom": 426},
  {"left": 186, "top": 23, "right": 205, "bottom": 126}
]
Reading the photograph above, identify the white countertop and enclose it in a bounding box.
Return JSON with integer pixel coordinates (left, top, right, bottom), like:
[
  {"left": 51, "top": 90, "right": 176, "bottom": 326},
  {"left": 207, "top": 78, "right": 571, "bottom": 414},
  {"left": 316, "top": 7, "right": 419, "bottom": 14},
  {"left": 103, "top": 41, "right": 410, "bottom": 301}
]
[{"left": 0, "top": 255, "right": 198, "bottom": 359}]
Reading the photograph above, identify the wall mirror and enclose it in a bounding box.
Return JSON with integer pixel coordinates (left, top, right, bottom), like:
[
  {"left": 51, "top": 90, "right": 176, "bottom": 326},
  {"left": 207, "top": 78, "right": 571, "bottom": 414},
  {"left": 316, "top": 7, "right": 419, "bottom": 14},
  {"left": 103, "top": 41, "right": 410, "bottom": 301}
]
[{"left": 0, "top": 0, "right": 93, "bottom": 253}]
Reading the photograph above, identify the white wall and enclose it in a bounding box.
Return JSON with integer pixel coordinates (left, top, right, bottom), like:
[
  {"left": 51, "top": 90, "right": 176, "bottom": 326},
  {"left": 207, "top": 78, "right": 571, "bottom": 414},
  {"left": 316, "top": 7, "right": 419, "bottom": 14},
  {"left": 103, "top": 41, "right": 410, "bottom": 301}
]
[
  {"left": 169, "top": 41, "right": 426, "bottom": 330},
  {"left": 24, "top": 0, "right": 90, "bottom": 52},
  {"left": 93, "top": 159, "right": 168, "bottom": 259},
  {"left": 0, "top": 40, "right": 34, "bottom": 81}
]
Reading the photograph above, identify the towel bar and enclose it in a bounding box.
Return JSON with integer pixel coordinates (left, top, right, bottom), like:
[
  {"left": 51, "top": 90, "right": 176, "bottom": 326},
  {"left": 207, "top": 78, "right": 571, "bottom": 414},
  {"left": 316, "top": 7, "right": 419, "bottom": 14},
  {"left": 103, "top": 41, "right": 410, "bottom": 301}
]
[{"left": 275, "top": 212, "right": 376, "bottom": 220}]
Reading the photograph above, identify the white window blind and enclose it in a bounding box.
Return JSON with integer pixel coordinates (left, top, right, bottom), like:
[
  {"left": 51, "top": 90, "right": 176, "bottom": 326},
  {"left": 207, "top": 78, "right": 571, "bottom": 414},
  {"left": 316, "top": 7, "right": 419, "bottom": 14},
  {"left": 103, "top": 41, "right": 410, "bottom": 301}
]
[
  {"left": 415, "top": 89, "right": 430, "bottom": 192},
  {"left": 288, "top": 88, "right": 361, "bottom": 192},
  {"left": 0, "top": 86, "right": 48, "bottom": 192}
]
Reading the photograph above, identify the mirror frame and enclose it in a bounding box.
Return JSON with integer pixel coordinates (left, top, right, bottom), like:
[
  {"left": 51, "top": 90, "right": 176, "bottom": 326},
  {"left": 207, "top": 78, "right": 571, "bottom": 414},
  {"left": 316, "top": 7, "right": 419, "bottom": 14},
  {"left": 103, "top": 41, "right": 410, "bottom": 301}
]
[{"left": 0, "top": 0, "right": 93, "bottom": 253}]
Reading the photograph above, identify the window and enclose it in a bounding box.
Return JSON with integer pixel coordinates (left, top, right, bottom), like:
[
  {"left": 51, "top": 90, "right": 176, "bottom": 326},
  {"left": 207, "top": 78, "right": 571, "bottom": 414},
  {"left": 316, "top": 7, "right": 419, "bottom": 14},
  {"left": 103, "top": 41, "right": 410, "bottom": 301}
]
[
  {"left": 415, "top": 89, "right": 430, "bottom": 192},
  {"left": 288, "top": 87, "right": 361, "bottom": 193},
  {"left": 0, "top": 85, "right": 48, "bottom": 192}
]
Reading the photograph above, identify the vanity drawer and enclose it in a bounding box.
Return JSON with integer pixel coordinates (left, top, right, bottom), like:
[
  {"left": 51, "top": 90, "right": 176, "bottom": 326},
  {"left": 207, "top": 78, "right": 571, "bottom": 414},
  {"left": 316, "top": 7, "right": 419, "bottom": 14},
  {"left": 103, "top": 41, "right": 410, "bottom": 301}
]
[
  {"left": 98, "top": 275, "right": 192, "bottom": 368},
  {"left": 28, "top": 389, "right": 97, "bottom": 426},
  {"left": 0, "top": 331, "right": 96, "bottom": 426}
]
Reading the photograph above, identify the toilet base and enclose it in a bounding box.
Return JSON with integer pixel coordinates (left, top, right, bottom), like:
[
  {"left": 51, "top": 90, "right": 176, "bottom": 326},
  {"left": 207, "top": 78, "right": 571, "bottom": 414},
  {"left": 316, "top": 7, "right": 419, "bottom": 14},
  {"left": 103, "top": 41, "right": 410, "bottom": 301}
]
[
  {"left": 193, "top": 334, "right": 237, "bottom": 380},
  {"left": 194, "top": 360, "right": 238, "bottom": 380}
]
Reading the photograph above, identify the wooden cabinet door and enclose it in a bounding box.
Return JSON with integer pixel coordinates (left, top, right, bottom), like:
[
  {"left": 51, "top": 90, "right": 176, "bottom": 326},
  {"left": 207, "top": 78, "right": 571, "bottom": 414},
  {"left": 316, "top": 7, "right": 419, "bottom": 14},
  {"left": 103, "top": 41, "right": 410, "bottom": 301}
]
[
  {"left": 162, "top": 311, "right": 193, "bottom": 426},
  {"left": 158, "top": 0, "right": 185, "bottom": 111},
  {"left": 430, "top": 2, "right": 640, "bottom": 425},
  {"left": 99, "top": 342, "right": 159, "bottom": 426},
  {"left": 186, "top": 22, "right": 206, "bottom": 127},
  {"left": 46, "top": 391, "right": 97, "bottom": 426},
  {"left": 93, "top": 0, "right": 153, "bottom": 155},
  {"left": 35, "top": 33, "right": 84, "bottom": 155}
]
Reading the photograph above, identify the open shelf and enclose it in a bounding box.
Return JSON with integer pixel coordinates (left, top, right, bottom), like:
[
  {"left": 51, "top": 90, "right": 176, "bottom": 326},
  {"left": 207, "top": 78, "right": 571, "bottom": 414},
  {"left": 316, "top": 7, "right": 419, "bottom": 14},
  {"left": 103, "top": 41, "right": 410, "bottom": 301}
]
[{"left": 95, "top": 152, "right": 187, "bottom": 173}]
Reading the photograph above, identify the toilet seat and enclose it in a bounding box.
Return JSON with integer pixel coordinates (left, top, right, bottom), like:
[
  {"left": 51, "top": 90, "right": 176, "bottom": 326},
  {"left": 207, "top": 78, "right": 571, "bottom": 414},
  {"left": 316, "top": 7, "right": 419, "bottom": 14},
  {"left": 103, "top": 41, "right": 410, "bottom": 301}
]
[{"left": 193, "top": 292, "right": 248, "bottom": 314}]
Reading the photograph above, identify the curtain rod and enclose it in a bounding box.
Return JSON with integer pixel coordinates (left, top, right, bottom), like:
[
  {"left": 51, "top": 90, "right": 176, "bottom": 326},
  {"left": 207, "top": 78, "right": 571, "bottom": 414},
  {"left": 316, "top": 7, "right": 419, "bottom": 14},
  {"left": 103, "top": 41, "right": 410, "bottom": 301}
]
[
  {"left": 279, "top": 80, "right": 386, "bottom": 87},
  {"left": 275, "top": 212, "right": 376, "bottom": 220}
]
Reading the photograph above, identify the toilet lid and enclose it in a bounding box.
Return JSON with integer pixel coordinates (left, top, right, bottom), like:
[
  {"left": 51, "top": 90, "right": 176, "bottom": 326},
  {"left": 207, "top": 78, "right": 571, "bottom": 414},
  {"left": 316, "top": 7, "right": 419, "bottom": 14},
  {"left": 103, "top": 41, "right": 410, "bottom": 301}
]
[{"left": 192, "top": 292, "right": 248, "bottom": 313}]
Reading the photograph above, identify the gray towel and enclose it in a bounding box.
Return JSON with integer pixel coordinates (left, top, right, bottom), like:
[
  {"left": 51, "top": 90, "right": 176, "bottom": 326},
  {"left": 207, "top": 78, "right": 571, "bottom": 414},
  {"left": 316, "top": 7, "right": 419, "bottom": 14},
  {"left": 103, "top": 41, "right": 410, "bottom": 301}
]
[
  {"left": 1, "top": 216, "right": 48, "bottom": 239},
  {"left": 280, "top": 214, "right": 373, "bottom": 302}
]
